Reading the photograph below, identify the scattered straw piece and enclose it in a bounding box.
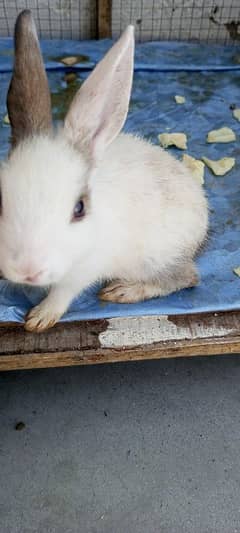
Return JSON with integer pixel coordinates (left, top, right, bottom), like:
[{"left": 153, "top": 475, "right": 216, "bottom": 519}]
[
  {"left": 202, "top": 156, "right": 235, "bottom": 176},
  {"left": 175, "top": 95, "right": 186, "bottom": 104},
  {"left": 158, "top": 133, "right": 187, "bottom": 150},
  {"left": 183, "top": 154, "right": 205, "bottom": 184},
  {"left": 233, "top": 267, "right": 240, "bottom": 277},
  {"left": 60, "top": 56, "right": 79, "bottom": 66},
  {"left": 207, "top": 127, "right": 236, "bottom": 143},
  {"left": 3, "top": 114, "right": 10, "bottom": 125},
  {"left": 233, "top": 108, "right": 240, "bottom": 121}
]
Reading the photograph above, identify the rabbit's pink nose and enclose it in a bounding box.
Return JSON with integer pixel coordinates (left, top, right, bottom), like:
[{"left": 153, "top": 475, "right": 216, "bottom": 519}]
[{"left": 23, "top": 270, "right": 44, "bottom": 284}]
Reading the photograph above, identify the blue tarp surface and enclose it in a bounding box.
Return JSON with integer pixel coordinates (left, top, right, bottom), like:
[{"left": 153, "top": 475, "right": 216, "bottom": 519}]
[{"left": 0, "top": 38, "right": 240, "bottom": 322}]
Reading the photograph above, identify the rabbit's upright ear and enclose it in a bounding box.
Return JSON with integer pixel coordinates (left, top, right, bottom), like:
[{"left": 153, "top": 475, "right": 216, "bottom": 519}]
[
  {"left": 7, "top": 10, "right": 52, "bottom": 148},
  {"left": 64, "top": 26, "right": 134, "bottom": 159}
]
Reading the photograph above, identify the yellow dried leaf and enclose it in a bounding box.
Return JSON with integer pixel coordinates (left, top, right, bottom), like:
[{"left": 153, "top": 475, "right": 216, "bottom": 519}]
[
  {"left": 233, "top": 108, "right": 240, "bottom": 121},
  {"left": 158, "top": 133, "right": 187, "bottom": 150},
  {"left": 183, "top": 154, "right": 205, "bottom": 184},
  {"left": 233, "top": 267, "right": 240, "bottom": 277},
  {"left": 3, "top": 113, "right": 10, "bottom": 125},
  {"left": 60, "top": 56, "right": 79, "bottom": 66},
  {"left": 207, "top": 127, "right": 236, "bottom": 143},
  {"left": 202, "top": 156, "right": 235, "bottom": 176},
  {"left": 175, "top": 95, "right": 186, "bottom": 104}
]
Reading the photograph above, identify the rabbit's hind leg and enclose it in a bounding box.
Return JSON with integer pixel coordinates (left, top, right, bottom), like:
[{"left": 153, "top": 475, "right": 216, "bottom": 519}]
[{"left": 99, "top": 262, "right": 199, "bottom": 303}]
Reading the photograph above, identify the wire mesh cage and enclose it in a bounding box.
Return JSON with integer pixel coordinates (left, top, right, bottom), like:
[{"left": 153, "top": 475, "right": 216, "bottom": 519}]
[
  {"left": 0, "top": 0, "right": 239, "bottom": 43},
  {"left": 0, "top": 0, "right": 97, "bottom": 39},
  {"left": 112, "top": 0, "right": 240, "bottom": 43}
]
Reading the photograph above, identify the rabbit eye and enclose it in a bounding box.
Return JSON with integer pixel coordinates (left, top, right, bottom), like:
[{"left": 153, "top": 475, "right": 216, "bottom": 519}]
[{"left": 72, "top": 199, "right": 85, "bottom": 222}]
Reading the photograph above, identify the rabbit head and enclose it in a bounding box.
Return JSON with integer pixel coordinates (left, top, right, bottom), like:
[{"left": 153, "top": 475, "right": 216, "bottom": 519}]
[{"left": 0, "top": 10, "right": 134, "bottom": 286}]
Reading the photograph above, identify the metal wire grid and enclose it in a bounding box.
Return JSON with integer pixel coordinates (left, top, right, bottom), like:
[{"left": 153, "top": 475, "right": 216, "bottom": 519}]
[
  {"left": 112, "top": 0, "right": 240, "bottom": 43},
  {"left": 0, "top": 0, "right": 97, "bottom": 39},
  {"left": 0, "top": 0, "right": 239, "bottom": 42}
]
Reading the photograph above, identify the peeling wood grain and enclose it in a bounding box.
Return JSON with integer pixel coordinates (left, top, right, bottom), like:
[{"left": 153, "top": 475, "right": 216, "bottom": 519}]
[
  {"left": 0, "top": 311, "right": 240, "bottom": 371},
  {"left": 0, "top": 319, "right": 109, "bottom": 355},
  {"left": 99, "top": 315, "right": 235, "bottom": 348},
  {"left": 1, "top": 334, "right": 240, "bottom": 371}
]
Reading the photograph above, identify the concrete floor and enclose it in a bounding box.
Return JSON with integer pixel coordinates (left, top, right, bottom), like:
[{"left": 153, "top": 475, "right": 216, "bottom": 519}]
[{"left": 1, "top": 356, "right": 240, "bottom": 533}]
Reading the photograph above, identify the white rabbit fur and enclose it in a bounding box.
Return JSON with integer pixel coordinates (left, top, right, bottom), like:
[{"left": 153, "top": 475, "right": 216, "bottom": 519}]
[{"left": 1, "top": 12, "right": 208, "bottom": 332}]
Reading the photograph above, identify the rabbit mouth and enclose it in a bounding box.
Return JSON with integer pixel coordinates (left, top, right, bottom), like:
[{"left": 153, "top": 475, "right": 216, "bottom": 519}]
[
  {"left": 0, "top": 265, "right": 54, "bottom": 287},
  {"left": 20, "top": 269, "right": 60, "bottom": 287}
]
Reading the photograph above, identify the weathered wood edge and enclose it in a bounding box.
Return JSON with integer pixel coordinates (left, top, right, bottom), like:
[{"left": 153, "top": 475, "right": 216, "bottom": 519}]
[
  {"left": 0, "top": 311, "right": 240, "bottom": 371},
  {"left": 97, "top": 0, "right": 112, "bottom": 38}
]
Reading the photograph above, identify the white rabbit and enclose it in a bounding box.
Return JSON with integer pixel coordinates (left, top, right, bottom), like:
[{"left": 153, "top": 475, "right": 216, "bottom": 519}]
[{"left": 0, "top": 10, "right": 208, "bottom": 332}]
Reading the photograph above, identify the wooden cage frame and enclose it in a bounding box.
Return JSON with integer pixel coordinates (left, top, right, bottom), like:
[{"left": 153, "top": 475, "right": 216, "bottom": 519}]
[{"left": 0, "top": 0, "right": 239, "bottom": 371}]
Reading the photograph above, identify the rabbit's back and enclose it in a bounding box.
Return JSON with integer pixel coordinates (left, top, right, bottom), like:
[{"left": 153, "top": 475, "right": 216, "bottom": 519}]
[{"left": 92, "top": 133, "right": 208, "bottom": 278}]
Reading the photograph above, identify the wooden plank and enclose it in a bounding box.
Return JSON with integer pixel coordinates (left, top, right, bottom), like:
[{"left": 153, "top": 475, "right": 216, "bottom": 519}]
[
  {"left": 0, "top": 311, "right": 240, "bottom": 371},
  {"left": 97, "top": 0, "right": 112, "bottom": 39}
]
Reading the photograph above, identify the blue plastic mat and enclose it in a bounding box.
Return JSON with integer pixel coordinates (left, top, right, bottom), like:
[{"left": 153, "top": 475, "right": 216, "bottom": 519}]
[{"left": 0, "top": 38, "right": 240, "bottom": 323}]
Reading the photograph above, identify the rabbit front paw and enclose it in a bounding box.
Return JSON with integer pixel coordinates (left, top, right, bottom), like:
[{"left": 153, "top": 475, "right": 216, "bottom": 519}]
[{"left": 25, "top": 298, "right": 63, "bottom": 332}]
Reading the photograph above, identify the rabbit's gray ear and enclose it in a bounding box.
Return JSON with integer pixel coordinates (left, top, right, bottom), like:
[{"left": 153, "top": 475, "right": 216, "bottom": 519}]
[{"left": 7, "top": 10, "right": 52, "bottom": 148}]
